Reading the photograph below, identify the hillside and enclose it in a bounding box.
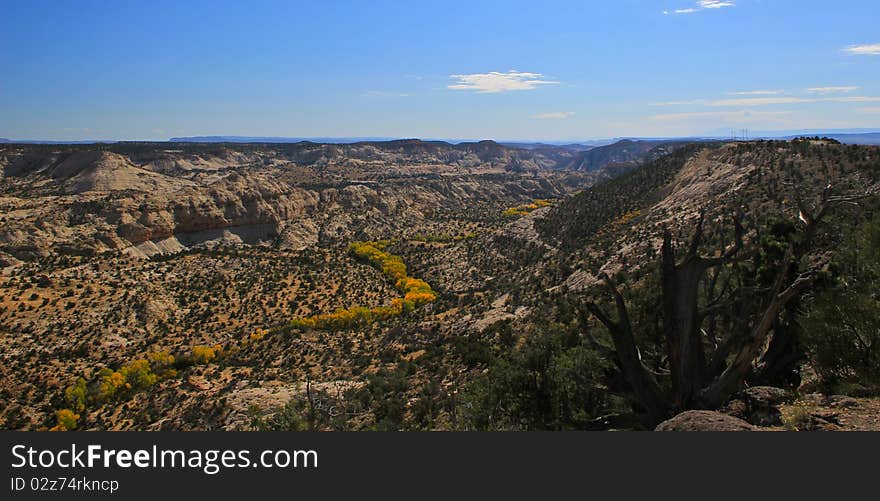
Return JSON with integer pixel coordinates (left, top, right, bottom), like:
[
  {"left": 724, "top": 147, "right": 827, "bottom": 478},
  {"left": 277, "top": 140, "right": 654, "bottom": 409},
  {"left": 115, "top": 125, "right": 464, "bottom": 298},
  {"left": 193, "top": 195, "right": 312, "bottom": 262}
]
[
  {"left": 560, "top": 139, "right": 691, "bottom": 171},
  {"left": 805, "top": 132, "right": 880, "bottom": 146},
  {"left": 1, "top": 139, "right": 878, "bottom": 431},
  {"left": 0, "top": 138, "right": 674, "bottom": 262}
]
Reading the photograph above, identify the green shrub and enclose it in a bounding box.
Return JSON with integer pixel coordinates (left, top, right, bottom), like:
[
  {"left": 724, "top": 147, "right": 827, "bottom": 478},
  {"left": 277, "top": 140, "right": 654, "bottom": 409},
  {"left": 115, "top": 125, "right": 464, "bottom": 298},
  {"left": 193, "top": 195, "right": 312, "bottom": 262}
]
[
  {"left": 802, "top": 212, "right": 880, "bottom": 392},
  {"left": 457, "top": 325, "right": 610, "bottom": 430}
]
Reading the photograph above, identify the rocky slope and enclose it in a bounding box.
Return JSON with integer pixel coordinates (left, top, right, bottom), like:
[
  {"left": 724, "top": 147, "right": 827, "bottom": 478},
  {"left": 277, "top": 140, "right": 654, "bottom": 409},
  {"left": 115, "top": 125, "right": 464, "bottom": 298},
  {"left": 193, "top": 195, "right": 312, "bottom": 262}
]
[
  {"left": 4, "top": 138, "right": 876, "bottom": 431},
  {"left": 560, "top": 139, "right": 690, "bottom": 171},
  {"left": 0, "top": 141, "right": 602, "bottom": 261}
]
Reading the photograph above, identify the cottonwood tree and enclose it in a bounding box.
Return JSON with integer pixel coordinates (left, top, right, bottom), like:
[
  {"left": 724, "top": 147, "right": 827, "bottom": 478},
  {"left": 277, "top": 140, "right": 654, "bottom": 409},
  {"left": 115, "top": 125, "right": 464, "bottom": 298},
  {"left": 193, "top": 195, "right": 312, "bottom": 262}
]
[{"left": 582, "top": 185, "right": 874, "bottom": 423}]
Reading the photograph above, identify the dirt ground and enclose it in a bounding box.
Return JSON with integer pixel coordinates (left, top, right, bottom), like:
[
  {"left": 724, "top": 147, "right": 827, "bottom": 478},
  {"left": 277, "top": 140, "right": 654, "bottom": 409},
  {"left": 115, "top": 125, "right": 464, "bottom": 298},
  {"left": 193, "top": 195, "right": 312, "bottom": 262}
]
[{"left": 775, "top": 396, "right": 880, "bottom": 431}]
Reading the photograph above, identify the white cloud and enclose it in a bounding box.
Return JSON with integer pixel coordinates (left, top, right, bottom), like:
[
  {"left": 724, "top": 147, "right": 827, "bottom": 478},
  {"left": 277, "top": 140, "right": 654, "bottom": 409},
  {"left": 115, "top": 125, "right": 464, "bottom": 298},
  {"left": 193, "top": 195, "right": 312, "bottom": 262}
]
[
  {"left": 665, "top": 0, "right": 734, "bottom": 14},
  {"left": 532, "top": 111, "right": 575, "bottom": 119},
  {"left": 856, "top": 107, "right": 880, "bottom": 114},
  {"left": 843, "top": 44, "right": 880, "bottom": 55},
  {"left": 651, "top": 110, "right": 791, "bottom": 122},
  {"left": 699, "top": 0, "right": 735, "bottom": 8},
  {"left": 655, "top": 95, "right": 880, "bottom": 107},
  {"left": 447, "top": 71, "right": 559, "bottom": 93},
  {"left": 728, "top": 90, "right": 784, "bottom": 96},
  {"left": 710, "top": 96, "right": 880, "bottom": 106},
  {"left": 715, "top": 97, "right": 810, "bottom": 106},
  {"left": 806, "top": 86, "right": 858, "bottom": 94}
]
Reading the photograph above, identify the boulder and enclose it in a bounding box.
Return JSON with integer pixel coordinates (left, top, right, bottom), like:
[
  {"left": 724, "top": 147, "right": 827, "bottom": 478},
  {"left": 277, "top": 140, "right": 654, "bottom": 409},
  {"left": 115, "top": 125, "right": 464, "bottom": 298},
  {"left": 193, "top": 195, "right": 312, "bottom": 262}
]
[
  {"left": 742, "top": 386, "right": 792, "bottom": 407},
  {"left": 721, "top": 398, "right": 749, "bottom": 420},
  {"left": 739, "top": 386, "right": 793, "bottom": 426},
  {"left": 655, "top": 410, "right": 755, "bottom": 431}
]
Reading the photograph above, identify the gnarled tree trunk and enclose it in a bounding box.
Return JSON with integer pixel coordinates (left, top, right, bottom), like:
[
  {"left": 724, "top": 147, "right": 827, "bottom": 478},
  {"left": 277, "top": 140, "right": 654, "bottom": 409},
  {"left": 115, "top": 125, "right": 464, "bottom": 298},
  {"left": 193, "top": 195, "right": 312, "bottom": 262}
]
[{"left": 582, "top": 185, "right": 870, "bottom": 423}]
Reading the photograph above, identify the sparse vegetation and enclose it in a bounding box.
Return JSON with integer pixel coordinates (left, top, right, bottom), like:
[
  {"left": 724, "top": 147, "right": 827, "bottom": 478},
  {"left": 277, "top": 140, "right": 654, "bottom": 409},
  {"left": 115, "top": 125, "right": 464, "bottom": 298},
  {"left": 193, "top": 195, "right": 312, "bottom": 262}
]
[
  {"left": 287, "top": 241, "right": 438, "bottom": 331},
  {"left": 503, "top": 199, "right": 553, "bottom": 217},
  {"left": 2, "top": 139, "right": 879, "bottom": 431},
  {"left": 802, "top": 210, "right": 880, "bottom": 394}
]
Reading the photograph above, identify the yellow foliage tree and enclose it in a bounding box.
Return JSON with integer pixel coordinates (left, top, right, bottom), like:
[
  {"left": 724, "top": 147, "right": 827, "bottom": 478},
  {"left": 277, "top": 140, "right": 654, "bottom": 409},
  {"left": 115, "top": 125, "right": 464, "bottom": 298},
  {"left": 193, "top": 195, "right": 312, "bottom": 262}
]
[
  {"left": 290, "top": 240, "right": 438, "bottom": 331},
  {"left": 119, "top": 359, "right": 158, "bottom": 390},
  {"left": 503, "top": 199, "right": 554, "bottom": 217},
  {"left": 64, "top": 377, "right": 87, "bottom": 413},
  {"left": 97, "top": 368, "right": 126, "bottom": 401},
  {"left": 147, "top": 350, "right": 177, "bottom": 378},
  {"left": 191, "top": 345, "right": 216, "bottom": 364},
  {"left": 51, "top": 409, "right": 79, "bottom": 431}
]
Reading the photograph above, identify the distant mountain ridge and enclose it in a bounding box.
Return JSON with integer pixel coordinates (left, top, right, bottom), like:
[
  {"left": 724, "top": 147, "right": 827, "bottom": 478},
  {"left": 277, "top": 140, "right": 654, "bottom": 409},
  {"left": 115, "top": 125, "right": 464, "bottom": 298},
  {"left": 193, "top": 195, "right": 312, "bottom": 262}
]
[
  {"left": 168, "top": 132, "right": 880, "bottom": 147},
  {"left": 786, "top": 132, "right": 880, "bottom": 145},
  {"left": 560, "top": 139, "right": 694, "bottom": 171},
  {"left": 2, "top": 131, "right": 878, "bottom": 146},
  {"left": 168, "top": 136, "right": 398, "bottom": 144}
]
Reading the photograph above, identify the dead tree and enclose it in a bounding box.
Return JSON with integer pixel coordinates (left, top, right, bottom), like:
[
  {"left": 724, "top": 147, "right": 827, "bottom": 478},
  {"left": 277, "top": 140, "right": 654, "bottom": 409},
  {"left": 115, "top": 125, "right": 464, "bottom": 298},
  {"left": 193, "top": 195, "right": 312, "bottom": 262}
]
[
  {"left": 661, "top": 210, "right": 743, "bottom": 409},
  {"left": 584, "top": 185, "right": 873, "bottom": 420},
  {"left": 699, "top": 185, "right": 870, "bottom": 406},
  {"left": 583, "top": 273, "right": 668, "bottom": 423}
]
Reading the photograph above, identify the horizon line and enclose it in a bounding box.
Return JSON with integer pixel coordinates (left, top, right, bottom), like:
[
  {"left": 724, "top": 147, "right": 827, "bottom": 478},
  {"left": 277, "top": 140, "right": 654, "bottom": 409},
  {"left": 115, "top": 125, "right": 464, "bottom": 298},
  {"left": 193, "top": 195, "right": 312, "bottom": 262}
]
[{"left": 3, "top": 128, "right": 880, "bottom": 145}]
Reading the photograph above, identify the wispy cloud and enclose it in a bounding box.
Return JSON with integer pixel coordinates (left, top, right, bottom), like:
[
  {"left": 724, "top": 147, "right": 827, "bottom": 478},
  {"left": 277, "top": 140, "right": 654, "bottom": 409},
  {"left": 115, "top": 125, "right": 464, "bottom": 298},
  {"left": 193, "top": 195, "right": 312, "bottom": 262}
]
[
  {"left": 447, "top": 71, "right": 559, "bottom": 93},
  {"left": 664, "top": 0, "right": 734, "bottom": 14},
  {"left": 728, "top": 90, "right": 784, "bottom": 96},
  {"left": 856, "top": 107, "right": 880, "bottom": 114},
  {"left": 699, "top": 0, "right": 735, "bottom": 8},
  {"left": 710, "top": 96, "right": 880, "bottom": 106},
  {"left": 806, "top": 86, "right": 858, "bottom": 94},
  {"left": 843, "top": 44, "right": 880, "bottom": 55},
  {"left": 651, "top": 110, "right": 791, "bottom": 122},
  {"left": 654, "top": 95, "right": 880, "bottom": 107},
  {"left": 532, "top": 111, "right": 575, "bottom": 119},
  {"left": 710, "top": 97, "right": 809, "bottom": 106}
]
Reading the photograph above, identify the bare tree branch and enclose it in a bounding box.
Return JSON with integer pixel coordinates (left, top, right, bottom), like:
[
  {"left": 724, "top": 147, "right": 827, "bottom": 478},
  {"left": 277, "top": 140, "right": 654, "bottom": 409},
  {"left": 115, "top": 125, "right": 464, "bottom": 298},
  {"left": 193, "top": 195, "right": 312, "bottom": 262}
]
[
  {"left": 582, "top": 273, "right": 669, "bottom": 421},
  {"left": 686, "top": 210, "right": 706, "bottom": 261},
  {"left": 701, "top": 214, "right": 745, "bottom": 268}
]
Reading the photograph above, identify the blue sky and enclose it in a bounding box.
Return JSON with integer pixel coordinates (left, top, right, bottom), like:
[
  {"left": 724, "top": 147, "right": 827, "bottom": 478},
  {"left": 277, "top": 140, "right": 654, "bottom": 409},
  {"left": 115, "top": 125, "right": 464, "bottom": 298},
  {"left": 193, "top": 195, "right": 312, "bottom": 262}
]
[{"left": 1, "top": 0, "right": 879, "bottom": 141}]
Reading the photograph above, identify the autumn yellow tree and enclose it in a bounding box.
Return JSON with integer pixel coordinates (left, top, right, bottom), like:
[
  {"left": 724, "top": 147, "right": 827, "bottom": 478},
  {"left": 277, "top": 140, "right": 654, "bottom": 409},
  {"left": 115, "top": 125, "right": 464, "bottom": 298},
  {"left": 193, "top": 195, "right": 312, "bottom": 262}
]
[
  {"left": 64, "top": 377, "right": 87, "bottom": 413},
  {"left": 291, "top": 240, "right": 438, "bottom": 331},
  {"left": 191, "top": 345, "right": 216, "bottom": 364},
  {"left": 51, "top": 409, "right": 80, "bottom": 431}
]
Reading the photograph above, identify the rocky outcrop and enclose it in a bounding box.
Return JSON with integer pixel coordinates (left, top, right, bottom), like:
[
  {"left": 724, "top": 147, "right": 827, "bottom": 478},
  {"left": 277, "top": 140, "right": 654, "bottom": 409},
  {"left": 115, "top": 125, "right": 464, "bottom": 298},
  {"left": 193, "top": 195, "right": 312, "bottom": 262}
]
[
  {"left": 724, "top": 386, "right": 793, "bottom": 427},
  {"left": 0, "top": 143, "right": 586, "bottom": 259},
  {"left": 655, "top": 410, "right": 755, "bottom": 431},
  {"left": 563, "top": 139, "right": 687, "bottom": 171}
]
